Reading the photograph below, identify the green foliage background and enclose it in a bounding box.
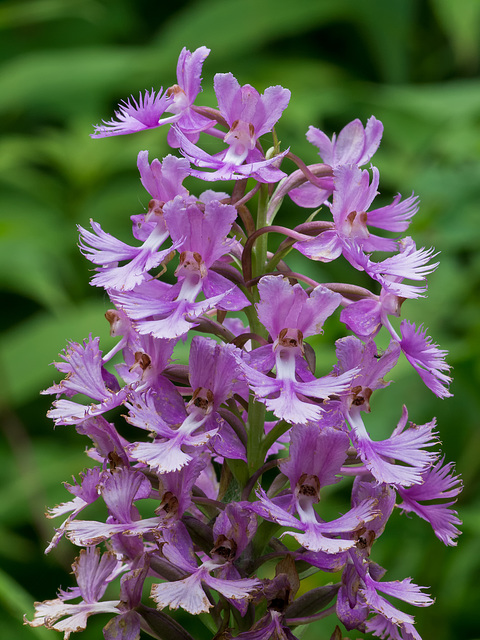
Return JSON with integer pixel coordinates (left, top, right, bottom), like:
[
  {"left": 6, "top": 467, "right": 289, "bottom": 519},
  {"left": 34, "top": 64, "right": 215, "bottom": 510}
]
[{"left": 0, "top": 0, "right": 479, "bottom": 638}]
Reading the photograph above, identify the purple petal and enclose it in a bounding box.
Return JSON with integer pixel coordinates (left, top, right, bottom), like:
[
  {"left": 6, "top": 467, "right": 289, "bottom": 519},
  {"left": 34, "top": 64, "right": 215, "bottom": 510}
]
[
  {"left": 400, "top": 321, "right": 452, "bottom": 398},
  {"left": 91, "top": 89, "right": 172, "bottom": 138},
  {"left": 280, "top": 424, "right": 349, "bottom": 489},
  {"left": 294, "top": 229, "right": 342, "bottom": 262},
  {"left": 137, "top": 151, "right": 190, "bottom": 201},
  {"left": 397, "top": 457, "right": 462, "bottom": 545},
  {"left": 257, "top": 275, "right": 341, "bottom": 338},
  {"left": 151, "top": 571, "right": 210, "bottom": 614}
]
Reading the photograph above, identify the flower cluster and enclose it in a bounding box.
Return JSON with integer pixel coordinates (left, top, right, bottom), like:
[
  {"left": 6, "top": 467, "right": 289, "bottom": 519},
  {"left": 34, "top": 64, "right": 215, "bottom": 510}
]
[{"left": 26, "top": 47, "right": 461, "bottom": 640}]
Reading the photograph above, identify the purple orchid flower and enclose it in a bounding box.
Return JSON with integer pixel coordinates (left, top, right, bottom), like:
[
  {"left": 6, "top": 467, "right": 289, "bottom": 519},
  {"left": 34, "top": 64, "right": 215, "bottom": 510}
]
[
  {"left": 124, "top": 388, "right": 213, "bottom": 474},
  {"left": 78, "top": 152, "right": 192, "bottom": 291},
  {"left": 109, "top": 196, "right": 248, "bottom": 339},
  {"left": 78, "top": 217, "right": 181, "bottom": 291},
  {"left": 236, "top": 275, "right": 357, "bottom": 423},
  {"left": 289, "top": 116, "right": 384, "bottom": 207},
  {"left": 150, "top": 523, "right": 260, "bottom": 615},
  {"left": 91, "top": 46, "right": 213, "bottom": 140},
  {"left": 249, "top": 424, "right": 378, "bottom": 553},
  {"left": 169, "top": 72, "right": 291, "bottom": 182},
  {"left": 64, "top": 465, "right": 159, "bottom": 546},
  {"left": 294, "top": 164, "right": 419, "bottom": 268},
  {"left": 26, "top": 547, "right": 124, "bottom": 638},
  {"left": 44, "top": 335, "right": 128, "bottom": 426},
  {"left": 125, "top": 337, "right": 246, "bottom": 472}
]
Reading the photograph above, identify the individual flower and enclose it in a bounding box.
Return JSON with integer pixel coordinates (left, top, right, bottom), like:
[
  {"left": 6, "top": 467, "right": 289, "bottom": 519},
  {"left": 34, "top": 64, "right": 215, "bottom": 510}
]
[
  {"left": 289, "top": 116, "right": 383, "bottom": 207},
  {"left": 25, "top": 547, "right": 123, "bottom": 638},
  {"left": 172, "top": 72, "right": 290, "bottom": 182},
  {"left": 78, "top": 218, "right": 181, "bottom": 291},
  {"left": 294, "top": 164, "right": 419, "bottom": 268},
  {"left": 64, "top": 466, "right": 159, "bottom": 546},
  {"left": 78, "top": 151, "right": 193, "bottom": 291},
  {"left": 249, "top": 425, "right": 379, "bottom": 553},
  {"left": 125, "top": 337, "right": 246, "bottom": 472},
  {"left": 236, "top": 275, "right": 357, "bottom": 423},
  {"left": 109, "top": 196, "right": 248, "bottom": 339},
  {"left": 91, "top": 46, "right": 213, "bottom": 140},
  {"left": 124, "top": 389, "right": 211, "bottom": 474},
  {"left": 150, "top": 524, "right": 260, "bottom": 615},
  {"left": 43, "top": 335, "right": 128, "bottom": 426}
]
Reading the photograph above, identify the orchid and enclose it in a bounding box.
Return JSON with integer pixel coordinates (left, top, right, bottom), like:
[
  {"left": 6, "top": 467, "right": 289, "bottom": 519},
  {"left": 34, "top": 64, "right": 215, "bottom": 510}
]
[{"left": 27, "top": 46, "right": 460, "bottom": 640}]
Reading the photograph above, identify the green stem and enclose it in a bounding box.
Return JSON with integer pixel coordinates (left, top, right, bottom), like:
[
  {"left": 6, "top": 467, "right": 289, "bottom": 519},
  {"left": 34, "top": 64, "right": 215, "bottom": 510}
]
[
  {"left": 252, "top": 183, "right": 269, "bottom": 280},
  {"left": 252, "top": 519, "right": 283, "bottom": 557},
  {"left": 226, "top": 458, "right": 249, "bottom": 490},
  {"left": 261, "top": 420, "right": 291, "bottom": 460},
  {"left": 264, "top": 243, "right": 294, "bottom": 273},
  {"left": 246, "top": 392, "right": 266, "bottom": 475}
]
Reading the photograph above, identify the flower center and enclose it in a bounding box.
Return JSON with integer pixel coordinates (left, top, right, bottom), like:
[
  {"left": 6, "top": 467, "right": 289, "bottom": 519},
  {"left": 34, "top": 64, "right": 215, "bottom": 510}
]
[
  {"left": 156, "top": 491, "right": 179, "bottom": 519},
  {"left": 275, "top": 328, "right": 304, "bottom": 352},
  {"left": 175, "top": 250, "right": 207, "bottom": 280},
  {"left": 223, "top": 120, "right": 256, "bottom": 165},
  {"left": 211, "top": 534, "right": 237, "bottom": 563},
  {"left": 187, "top": 387, "right": 214, "bottom": 416},
  {"left": 344, "top": 210, "right": 369, "bottom": 240},
  {"left": 166, "top": 84, "right": 189, "bottom": 114}
]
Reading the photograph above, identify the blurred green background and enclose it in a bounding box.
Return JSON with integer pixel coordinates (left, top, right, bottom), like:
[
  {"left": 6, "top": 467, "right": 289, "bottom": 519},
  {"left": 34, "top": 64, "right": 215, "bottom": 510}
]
[{"left": 0, "top": 0, "right": 479, "bottom": 638}]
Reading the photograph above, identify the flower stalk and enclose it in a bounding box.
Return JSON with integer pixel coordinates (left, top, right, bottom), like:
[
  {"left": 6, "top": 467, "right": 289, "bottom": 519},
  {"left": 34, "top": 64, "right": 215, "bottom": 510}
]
[{"left": 26, "top": 46, "right": 460, "bottom": 640}]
